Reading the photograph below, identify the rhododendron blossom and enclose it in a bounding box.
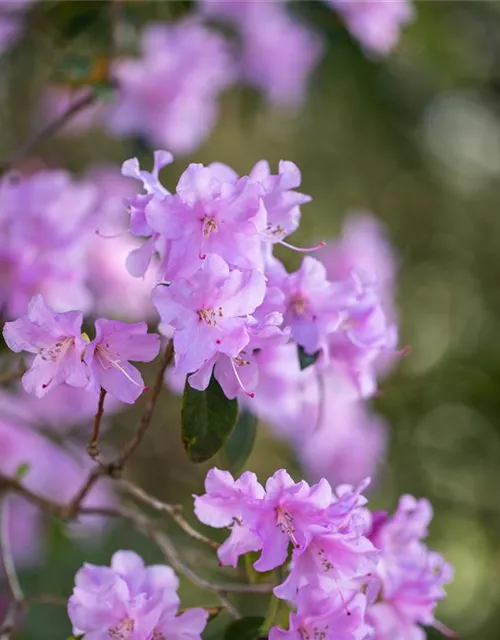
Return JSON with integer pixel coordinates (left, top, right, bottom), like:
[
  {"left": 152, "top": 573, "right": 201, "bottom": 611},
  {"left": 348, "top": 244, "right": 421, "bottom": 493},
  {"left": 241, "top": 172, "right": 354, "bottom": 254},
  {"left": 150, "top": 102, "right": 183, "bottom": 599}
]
[
  {"left": 3, "top": 296, "right": 160, "bottom": 403},
  {"left": 3, "top": 295, "right": 89, "bottom": 397},
  {"left": 68, "top": 551, "right": 208, "bottom": 640},
  {"left": 85, "top": 319, "right": 160, "bottom": 404},
  {"left": 107, "top": 20, "right": 235, "bottom": 153},
  {"left": 152, "top": 254, "right": 265, "bottom": 377}
]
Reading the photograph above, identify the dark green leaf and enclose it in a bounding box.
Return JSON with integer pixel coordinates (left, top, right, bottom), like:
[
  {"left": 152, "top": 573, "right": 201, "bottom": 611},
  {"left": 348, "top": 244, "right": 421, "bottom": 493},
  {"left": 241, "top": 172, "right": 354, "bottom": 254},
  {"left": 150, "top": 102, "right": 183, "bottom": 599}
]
[
  {"left": 224, "top": 617, "right": 265, "bottom": 640},
  {"left": 297, "top": 344, "right": 321, "bottom": 370},
  {"left": 181, "top": 376, "right": 238, "bottom": 463},
  {"left": 223, "top": 409, "right": 258, "bottom": 472}
]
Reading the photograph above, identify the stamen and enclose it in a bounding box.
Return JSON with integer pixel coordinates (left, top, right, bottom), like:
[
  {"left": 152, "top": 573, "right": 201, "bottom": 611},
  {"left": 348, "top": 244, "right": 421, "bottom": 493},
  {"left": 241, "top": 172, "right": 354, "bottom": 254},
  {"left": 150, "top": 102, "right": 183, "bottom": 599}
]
[
  {"left": 95, "top": 229, "right": 126, "bottom": 239},
  {"left": 433, "top": 620, "right": 457, "bottom": 638},
  {"left": 96, "top": 346, "right": 145, "bottom": 388},
  {"left": 279, "top": 240, "right": 326, "bottom": 253},
  {"left": 230, "top": 358, "right": 255, "bottom": 398}
]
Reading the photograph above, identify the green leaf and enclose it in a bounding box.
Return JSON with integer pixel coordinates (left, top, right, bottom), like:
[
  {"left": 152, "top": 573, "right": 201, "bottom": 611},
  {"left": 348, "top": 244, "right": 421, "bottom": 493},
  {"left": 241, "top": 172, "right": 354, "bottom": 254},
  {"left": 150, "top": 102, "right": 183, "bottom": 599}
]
[
  {"left": 224, "top": 617, "right": 266, "bottom": 640},
  {"left": 66, "top": 635, "right": 84, "bottom": 640},
  {"left": 223, "top": 410, "right": 258, "bottom": 472},
  {"left": 15, "top": 462, "right": 30, "bottom": 480},
  {"left": 297, "top": 344, "right": 321, "bottom": 370},
  {"left": 181, "top": 375, "right": 238, "bottom": 463}
]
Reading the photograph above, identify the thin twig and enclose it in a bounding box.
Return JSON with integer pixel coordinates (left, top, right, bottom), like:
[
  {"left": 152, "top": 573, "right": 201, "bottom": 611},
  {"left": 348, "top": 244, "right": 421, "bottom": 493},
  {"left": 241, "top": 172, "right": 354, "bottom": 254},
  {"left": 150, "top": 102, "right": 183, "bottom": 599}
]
[
  {"left": 87, "top": 387, "right": 107, "bottom": 459},
  {"left": 112, "top": 341, "right": 174, "bottom": 471},
  {"left": 3, "top": 89, "right": 97, "bottom": 173},
  {"left": 66, "top": 341, "right": 174, "bottom": 517},
  {"left": 0, "top": 473, "right": 275, "bottom": 598},
  {"left": 25, "top": 595, "right": 67, "bottom": 607},
  {"left": 119, "top": 478, "right": 219, "bottom": 550},
  {"left": 0, "top": 496, "right": 26, "bottom": 639}
]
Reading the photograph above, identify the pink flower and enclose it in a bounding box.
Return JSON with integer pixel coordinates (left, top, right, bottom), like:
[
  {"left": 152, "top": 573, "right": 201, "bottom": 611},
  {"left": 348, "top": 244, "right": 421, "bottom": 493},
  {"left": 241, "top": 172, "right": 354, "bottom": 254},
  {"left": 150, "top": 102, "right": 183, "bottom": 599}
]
[
  {"left": 321, "top": 212, "right": 398, "bottom": 322},
  {"left": 3, "top": 295, "right": 89, "bottom": 397},
  {"left": 239, "top": 3, "right": 323, "bottom": 108},
  {"left": 187, "top": 296, "right": 289, "bottom": 398},
  {"left": 0, "top": 169, "right": 96, "bottom": 316},
  {"left": 274, "top": 479, "right": 377, "bottom": 601},
  {"left": 86, "top": 165, "right": 157, "bottom": 321},
  {"left": 152, "top": 254, "right": 266, "bottom": 377},
  {"left": 276, "top": 256, "right": 353, "bottom": 357},
  {"left": 107, "top": 19, "right": 235, "bottom": 154},
  {"left": 194, "top": 468, "right": 264, "bottom": 568},
  {"left": 300, "top": 373, "right": 388, "bottom": 487},
  {"left": 366, "top": 496, "right": 454, "bottom": 639},
  {"left": 269, "top": 585, "right": 369, "bottom": 640},
  {"left": 329, "top": 0, "right": 414, "bottom": 56},
  {"left": 121, "top": 151, "right": 173, "bottom": 278},
  {"left": 326, "top": 279, "right": 398, "bottom": 397},
  {"left": 249, "top": 159, "right": 312, "bottom": 247},
  {"left": 146, "top": 162, "right": 266, "bottom": 280},
  {"left": 68, "top": 550, "right": 207, "bottom": 639},
  {"left": 85, "top": 319, "right": 160, "bottom": 404},
  {"left": 201, "top": 1, "right": 323, "bottom": 108}
]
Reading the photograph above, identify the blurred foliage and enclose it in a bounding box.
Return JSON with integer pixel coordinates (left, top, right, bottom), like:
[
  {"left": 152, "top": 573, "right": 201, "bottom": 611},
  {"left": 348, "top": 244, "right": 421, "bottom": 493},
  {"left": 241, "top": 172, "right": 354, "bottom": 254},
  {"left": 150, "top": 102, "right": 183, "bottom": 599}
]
[{"left": 1, "top": 1, "right": 500, "bottom": 638}]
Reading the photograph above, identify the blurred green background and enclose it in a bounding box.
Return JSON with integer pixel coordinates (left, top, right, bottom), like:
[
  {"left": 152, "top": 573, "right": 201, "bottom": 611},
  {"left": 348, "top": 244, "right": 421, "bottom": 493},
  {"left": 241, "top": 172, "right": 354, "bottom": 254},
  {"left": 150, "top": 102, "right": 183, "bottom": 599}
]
[{"left": 2, "top": 1, "right": 500, "bottom": 638}]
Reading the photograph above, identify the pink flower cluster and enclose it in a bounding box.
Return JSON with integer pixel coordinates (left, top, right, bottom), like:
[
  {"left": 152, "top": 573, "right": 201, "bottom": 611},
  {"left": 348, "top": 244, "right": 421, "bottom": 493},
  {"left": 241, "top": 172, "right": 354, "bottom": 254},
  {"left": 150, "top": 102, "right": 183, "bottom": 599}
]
[
  {"left": 3, "top": 295, "right": 159, "bottom": 403},
  {"left": 195, "top": 468, "right": 453, "bottom": 640},
  {"left": 68, "top": 550, "right": 208, "bottom": 639},
  {"left": 122, "top": 151, "right": 398, "bottom": 407},
  {"left": 41, "top": 1, "right": 414, "bottom": 154}
]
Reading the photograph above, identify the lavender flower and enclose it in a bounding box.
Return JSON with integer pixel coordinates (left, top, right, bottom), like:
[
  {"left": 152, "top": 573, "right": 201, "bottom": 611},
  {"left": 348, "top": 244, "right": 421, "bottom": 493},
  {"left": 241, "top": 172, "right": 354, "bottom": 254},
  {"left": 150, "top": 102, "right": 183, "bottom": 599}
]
[
  {"left": 3, "top": 295, "right": 89, "bottom": 397},
  {"left": 68, "top": 551, "right": 208, "bottom": 639},
  {"left": 108, "top": 19, "right": 235, "bottom": 153}
]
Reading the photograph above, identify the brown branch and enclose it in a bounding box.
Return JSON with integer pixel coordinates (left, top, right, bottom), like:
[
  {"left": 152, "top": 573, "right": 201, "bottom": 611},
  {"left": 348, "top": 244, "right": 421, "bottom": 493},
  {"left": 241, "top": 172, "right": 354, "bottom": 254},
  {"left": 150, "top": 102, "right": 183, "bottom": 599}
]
[
  {"left": 65, "top": 341, "right": 174, "bottom": 517},
  {"left": 3, "top": 89, "right": 97, "bottom": 174},
  {"left": 119, "top": 478, "right": 219, "bottom": 551},
  {"left": 87, "top": 388, "right": 107, "bottom": 459},
  {"left": 0, "top": 496, "right": 26, "bottom": 639},
  {"left": 112, "top": 341, "right": 174, "bottom": 471},
  {"left": 0, "top": 472, "right": 275, "bottom": 598}
]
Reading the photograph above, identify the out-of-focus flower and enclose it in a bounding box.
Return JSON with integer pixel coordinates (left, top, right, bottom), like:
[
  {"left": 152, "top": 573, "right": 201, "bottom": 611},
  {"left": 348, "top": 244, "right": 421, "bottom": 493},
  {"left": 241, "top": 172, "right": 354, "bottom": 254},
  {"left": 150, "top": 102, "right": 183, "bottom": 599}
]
[
  {"left": 300, "top": 372, "right": 388, "bottom": 487},
  {"left": 85, "top": 319, "right": 160, "bottom": 404},
  {"left": 107, "top": 19, "right": 235, "bottom": 154},
  {"left": 3, "top": 295, "right": 89, "bottom": 397},
  {"left": 68, "top": 550, "right": 208, "bottom": 639},
  {"left": 201, "top": 0, "right": 323, "bottom": 108},
  {"left": 329, "top": 0, "right": 414, "bottom": 56},
  {"left": 366, "top": 496, "right": 454, "bottom": 639},
  {"left": 321, "top": 212, "right": 398, "bottom": 321},
  {"left": 0, "top": 169, "right": 96, "bottom": 316},
  {"left": 87, "top": 165, "right": 157, "bottom": 320},
  {"left": 239, "top": 3, "right": 323, "bottom": 108}
]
